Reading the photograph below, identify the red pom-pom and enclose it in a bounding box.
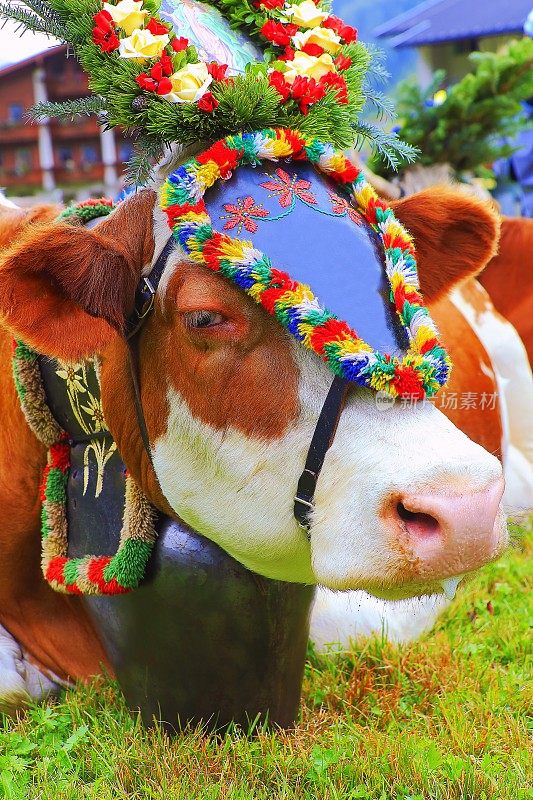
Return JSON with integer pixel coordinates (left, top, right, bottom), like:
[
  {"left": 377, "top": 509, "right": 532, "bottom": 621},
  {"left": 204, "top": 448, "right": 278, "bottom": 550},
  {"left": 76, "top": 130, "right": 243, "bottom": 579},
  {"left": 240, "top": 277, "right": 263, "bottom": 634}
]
[
  {"left": 46, "top": 556, "right": 68, "bottom": 586},
  {"left": 309, "top": 318, "right": 356, "bottom": 355},
  {"left": 393, "top": 366, "right": 425, "bottom": 400},
  {"left": 146, "top": 17, "right": 169, "bottom": 35},
  {"left": 196, "top": 141, "right": 240, "bottom": 176}
]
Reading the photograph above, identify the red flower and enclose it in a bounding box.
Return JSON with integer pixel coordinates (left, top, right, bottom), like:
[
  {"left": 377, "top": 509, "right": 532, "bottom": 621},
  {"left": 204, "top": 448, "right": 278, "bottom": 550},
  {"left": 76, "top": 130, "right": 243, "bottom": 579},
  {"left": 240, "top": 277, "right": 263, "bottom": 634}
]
[
  {"left": 281, "top": 45, "right": 295, "bottom": 61},
  {"left": 334, "top": 53, "right": 352, "bottom": 71},
  {"left": 159, "top": 53, "right": 174, "bottom": 76},
  {"left": 260, "top": 20, "right": 297, "bottom": 47},
  {"left": 323, "top": 15, "right": 357, "bottom": 43},
  {"left": 136, "top": 73, "right": 158, "bottom": 92},
  {"left": 92, "top": 9, "right": 119, "bottom": 52},
  {"left": 290, "top": 75, "right": 326, "bottom": 115},
  {"left": 171, "top": 36, "right": 189, "bottom": 51},
  {"left": 301, "top": 42, "right": 325, "bottom": 57},
  {"left": 146, "top": 17, "right": 169, "bottom": 35},
  {"left": 269, "top": 70, "right": 290, "bottom": 101},
  {"left": 328, "top": 191, "right": 362, "bottom": 224},
  {"left": 207, "top": 62, "right": 228, "bottom": 81},
  {"left": 197, "top": 92, "right": 219, "bottom": 112},
  {"left": 221, "top": 196, "right": 270, "bottom": 234},
  {"left": 320, "top": 72, "right": 348, "bottom": 103},
  {"left": 260, "top": 167, "right": 317, "bottom": 207},
  {"left": 253, "top": 0, "right": 285, "bottom": 8}
]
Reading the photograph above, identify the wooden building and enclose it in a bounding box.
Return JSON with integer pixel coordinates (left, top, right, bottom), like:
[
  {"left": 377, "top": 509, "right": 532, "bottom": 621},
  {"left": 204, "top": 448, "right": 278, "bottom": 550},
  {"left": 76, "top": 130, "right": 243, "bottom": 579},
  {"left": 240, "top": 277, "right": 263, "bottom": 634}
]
[
  {"left": 375, "top": 0, "right": 532, "bottom": 85},
  {"left": 0, "top": 46, "right": 133, "bottom": 193}
]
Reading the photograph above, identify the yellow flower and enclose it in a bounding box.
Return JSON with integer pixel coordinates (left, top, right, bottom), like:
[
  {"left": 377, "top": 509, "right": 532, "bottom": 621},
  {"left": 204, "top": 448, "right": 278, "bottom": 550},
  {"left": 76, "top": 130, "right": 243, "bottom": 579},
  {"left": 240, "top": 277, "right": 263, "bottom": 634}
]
[
  {"left": 80, "top": 393, "right": 106, "bottom": 433},
  {"left": 433, "top": 89, "right": 447, "bottom": 106},
  {"left": 292, "top": 26, "right": 342, "bottom": 54},
  {"left": 282, "top": 51, "right": 335, "bottom": 84},
  {"left": 118, "top": 28, "right": 169, "bottom": 61},
  {"left": 163, "top": 62, "right": 212, "bottom": 103},
  {"left": 102, "top": 0, "right": 147, "bottom": 36},
  {"left": 56, "top": 364, "right": 86, "bottom": 394},
  {"left": 283, "top": 0, "right": 328, "bottom": 29}
]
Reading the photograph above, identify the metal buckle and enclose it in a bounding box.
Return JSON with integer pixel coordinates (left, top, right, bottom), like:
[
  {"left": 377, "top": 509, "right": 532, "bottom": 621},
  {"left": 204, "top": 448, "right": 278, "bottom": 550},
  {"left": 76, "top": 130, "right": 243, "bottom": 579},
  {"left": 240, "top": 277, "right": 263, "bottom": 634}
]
[{"left": 136, "top": 277, "right": 156, "bottom": 320}]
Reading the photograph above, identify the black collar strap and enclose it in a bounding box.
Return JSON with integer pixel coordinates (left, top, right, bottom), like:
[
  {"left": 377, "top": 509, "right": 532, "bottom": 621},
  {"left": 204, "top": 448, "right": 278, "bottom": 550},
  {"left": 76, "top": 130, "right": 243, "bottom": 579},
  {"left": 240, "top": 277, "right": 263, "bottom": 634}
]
[{"left": 294, "top": 376, "right": 350, "bottom": 530}]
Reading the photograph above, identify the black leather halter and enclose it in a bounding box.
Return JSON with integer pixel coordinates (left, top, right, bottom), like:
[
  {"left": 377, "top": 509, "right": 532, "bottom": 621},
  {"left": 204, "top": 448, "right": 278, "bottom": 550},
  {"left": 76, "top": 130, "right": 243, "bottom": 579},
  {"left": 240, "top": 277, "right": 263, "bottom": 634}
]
[{"left": 124, "top": 236, "right": 350, "bottom": 531}]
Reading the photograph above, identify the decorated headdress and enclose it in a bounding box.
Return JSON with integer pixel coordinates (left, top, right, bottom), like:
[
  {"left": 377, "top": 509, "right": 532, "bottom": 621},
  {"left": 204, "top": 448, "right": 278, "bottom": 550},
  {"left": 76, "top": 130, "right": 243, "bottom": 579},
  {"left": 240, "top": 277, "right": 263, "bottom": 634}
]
[{"left": 1, "top": 0, "right": 450, "bottom": 400}]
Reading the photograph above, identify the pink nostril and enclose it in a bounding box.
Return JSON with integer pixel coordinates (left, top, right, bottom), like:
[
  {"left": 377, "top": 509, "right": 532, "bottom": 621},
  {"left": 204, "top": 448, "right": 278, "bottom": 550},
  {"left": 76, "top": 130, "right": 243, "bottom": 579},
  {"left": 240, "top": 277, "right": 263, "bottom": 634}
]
[{"left": 396, "top": 501, "right": 440, "bottom": 538}]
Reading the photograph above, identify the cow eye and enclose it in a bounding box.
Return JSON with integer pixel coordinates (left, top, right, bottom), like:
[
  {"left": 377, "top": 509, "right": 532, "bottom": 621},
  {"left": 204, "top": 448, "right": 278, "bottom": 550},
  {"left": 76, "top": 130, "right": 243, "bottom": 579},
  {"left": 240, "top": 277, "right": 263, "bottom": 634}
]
[{"left": 184, "top": 310, "right": 226, "bottom": 329}]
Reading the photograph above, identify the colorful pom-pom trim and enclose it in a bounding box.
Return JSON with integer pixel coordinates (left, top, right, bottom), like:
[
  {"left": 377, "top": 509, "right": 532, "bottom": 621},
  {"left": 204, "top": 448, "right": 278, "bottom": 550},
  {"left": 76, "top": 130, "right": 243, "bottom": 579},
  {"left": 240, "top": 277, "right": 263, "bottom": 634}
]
[
  {"left": 12, "top": 200, "right": 158, "bottom": 595},
  {"left": 160, "top": 128, "right": 451, "bottom": 399}
]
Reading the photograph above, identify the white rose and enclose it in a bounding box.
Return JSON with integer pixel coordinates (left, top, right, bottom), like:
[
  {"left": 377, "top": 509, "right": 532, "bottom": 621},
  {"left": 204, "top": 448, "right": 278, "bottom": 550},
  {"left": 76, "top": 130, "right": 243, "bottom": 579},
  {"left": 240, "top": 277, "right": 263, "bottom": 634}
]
[
  {"left": 103, "top": 0, "right": 147, "bottom": 36},
  {"left": 282, "top": 50, "right": 335, "bottom": 84},
  {"left": 292, "top": 26, "right": 342, "bottom": 54},
  {"left": 163, "top": 62, "right": 213, "bottom": 103},
  {"left": 283, "top": 0, "right": 328, "bottom": 29},
  {"left": 118, "top": 28, "right": 169, "bottom": 61}
]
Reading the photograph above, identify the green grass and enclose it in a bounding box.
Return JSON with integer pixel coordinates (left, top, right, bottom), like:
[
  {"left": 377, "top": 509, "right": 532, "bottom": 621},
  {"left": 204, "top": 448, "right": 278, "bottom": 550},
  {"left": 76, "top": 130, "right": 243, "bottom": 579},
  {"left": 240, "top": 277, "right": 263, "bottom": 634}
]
[{"left": 1, "top": 520, "right": 531, "bottom": 800}]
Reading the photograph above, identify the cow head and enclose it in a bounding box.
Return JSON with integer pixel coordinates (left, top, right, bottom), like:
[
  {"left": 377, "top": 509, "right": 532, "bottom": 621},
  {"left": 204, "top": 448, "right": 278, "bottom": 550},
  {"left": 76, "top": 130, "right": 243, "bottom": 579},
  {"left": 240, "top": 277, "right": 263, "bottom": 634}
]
[{"left": 0, "top": 180, "right": 507, "bottom": 598}]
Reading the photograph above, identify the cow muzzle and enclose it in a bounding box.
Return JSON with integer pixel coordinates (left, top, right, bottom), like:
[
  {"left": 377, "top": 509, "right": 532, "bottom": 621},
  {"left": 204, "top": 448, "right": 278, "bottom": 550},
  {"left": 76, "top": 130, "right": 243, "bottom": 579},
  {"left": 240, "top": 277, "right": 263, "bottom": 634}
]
[{"left": 385, "top": 474, "right": 506, "bottom": 581}]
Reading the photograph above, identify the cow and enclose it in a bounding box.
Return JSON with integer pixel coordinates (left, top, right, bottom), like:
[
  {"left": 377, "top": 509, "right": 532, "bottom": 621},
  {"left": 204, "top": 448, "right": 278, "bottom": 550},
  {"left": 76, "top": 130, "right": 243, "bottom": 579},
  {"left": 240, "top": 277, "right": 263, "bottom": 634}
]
[{"left": 0, "top": 173, "right": 509, "bottom": 710}]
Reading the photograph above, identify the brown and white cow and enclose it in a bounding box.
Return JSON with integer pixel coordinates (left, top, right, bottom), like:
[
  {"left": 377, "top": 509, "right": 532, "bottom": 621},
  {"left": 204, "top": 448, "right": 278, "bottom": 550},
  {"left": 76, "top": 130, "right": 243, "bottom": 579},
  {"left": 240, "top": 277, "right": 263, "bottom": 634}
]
[{"left": 0, "top": 176, "right": 509, "bottom": 707}]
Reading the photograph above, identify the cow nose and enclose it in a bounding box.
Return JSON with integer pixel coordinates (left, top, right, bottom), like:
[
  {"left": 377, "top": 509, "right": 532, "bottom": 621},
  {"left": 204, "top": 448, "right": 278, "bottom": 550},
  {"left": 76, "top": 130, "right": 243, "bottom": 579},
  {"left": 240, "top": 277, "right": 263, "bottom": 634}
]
[{"left": 393, "top": 475, "right": 506, "bottom": 576}]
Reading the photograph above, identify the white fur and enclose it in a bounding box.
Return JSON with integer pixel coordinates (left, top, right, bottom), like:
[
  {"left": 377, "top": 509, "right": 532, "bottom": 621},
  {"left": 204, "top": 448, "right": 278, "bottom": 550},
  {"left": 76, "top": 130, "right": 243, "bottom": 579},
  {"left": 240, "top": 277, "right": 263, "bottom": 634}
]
[
  {"left": 452, "top": 283, "right": 533, "bottom": 515},
  {"left": 0, "top": 624, "right": 61, "bottom": 712},
  {"left": 152, "top": 343, "right": 504, "bottom": 592},
  {"left": 0, "top": 191, "right": 18, "bottom": 210}
]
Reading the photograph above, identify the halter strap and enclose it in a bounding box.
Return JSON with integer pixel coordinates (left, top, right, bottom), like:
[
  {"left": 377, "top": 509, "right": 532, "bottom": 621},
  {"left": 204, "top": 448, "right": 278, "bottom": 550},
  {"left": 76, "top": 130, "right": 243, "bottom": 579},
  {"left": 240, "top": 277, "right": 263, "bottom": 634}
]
[
  {"left": 124, "top": 236, "right": 175, "bottom": 465},
  {"left": 294, "top": 376, "right": 350, "bottom": 531}
]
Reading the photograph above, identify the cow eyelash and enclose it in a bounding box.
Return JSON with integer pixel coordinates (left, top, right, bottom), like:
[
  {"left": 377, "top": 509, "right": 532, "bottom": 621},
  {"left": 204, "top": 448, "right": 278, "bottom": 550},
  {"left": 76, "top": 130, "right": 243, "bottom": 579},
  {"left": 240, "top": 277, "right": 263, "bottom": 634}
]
[{"left": 184, "top": 310, "right": 226, "bottom": 330}]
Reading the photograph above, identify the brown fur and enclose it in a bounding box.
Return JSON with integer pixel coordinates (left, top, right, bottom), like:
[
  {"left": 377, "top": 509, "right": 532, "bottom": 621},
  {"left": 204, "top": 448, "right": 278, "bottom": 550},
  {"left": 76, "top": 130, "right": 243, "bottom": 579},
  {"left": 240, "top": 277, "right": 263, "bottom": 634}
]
[
  {"left": 392, "top": 187, "right": 500, "bottom": 302},
  {"left": 478, "top": 216, "right": 533, "bottom": 365},
  {"left": 0, "top": 185, "right": 504, "bottom": 685}
]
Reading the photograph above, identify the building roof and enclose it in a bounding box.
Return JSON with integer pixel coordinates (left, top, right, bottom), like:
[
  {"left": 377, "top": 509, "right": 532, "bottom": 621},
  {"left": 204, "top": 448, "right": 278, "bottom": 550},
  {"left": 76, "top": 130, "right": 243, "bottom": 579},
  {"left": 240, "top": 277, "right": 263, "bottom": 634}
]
[
  {"left": 0, "top": 45, "right": 66, "bottom": 79},
  {"left": 375, "top": 0, "right": 531, "bottom": 47}
]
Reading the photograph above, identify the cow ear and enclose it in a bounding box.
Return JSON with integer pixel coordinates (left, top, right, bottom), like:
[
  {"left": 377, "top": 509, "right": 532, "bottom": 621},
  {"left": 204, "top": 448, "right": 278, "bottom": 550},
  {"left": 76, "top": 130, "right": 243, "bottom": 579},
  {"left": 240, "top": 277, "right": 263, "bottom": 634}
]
[
  {"left": 0, "top": 190, "right": 155, "bottom": 361},
  {"left": 391, "top": 187, "right": 500, "bottom": 303}
]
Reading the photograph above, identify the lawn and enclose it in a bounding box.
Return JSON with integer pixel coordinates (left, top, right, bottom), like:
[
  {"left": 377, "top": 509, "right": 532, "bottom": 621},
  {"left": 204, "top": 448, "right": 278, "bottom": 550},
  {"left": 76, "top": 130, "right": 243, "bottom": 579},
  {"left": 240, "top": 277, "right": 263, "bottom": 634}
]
[{"left": 1, "top": 519, "right": 531, "bottom": 800}]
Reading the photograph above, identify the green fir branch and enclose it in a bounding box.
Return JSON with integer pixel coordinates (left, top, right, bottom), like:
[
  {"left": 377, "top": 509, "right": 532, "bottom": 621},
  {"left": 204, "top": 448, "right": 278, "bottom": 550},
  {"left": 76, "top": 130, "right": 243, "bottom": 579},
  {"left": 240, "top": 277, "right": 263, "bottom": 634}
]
[
  {"left": 29, "top": 95, "right": 107, "bottom": 121},
  {"left": 0, "top": 1, "right": 65, "bottom": 37}
]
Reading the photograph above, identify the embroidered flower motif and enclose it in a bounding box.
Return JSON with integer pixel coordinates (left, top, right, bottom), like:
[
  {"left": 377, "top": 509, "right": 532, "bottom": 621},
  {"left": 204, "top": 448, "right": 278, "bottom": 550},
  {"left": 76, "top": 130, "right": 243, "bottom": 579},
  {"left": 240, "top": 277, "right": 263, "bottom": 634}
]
[
  {"left": 56, "top": 364, "right": 87, "bottom": 394},
  {"left": 328, "top": 191, "right": 362, "bottom": 224},
  {"left": 221, "top": 196, "right": 269, "bottom": 234},
  {"left": 260, "top": 168, "right": 317, "bottom": 207},
  {"left": 80, "top": 393, "right": 106, "bottom": 433}
]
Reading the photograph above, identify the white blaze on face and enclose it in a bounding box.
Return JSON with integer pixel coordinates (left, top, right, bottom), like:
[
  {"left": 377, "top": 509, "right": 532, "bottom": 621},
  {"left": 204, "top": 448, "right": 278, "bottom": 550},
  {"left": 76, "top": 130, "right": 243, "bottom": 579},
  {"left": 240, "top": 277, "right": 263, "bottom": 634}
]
[{"left": 151, "top": 344, "right": 505, "bottom": 593}]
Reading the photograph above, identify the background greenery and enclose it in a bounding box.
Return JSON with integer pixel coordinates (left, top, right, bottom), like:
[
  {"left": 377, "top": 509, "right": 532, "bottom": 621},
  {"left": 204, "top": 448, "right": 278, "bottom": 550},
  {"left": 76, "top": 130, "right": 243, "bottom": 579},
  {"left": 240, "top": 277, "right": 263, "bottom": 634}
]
[{"left": 1, "top": 517, "right": 531, "bottom": 800}]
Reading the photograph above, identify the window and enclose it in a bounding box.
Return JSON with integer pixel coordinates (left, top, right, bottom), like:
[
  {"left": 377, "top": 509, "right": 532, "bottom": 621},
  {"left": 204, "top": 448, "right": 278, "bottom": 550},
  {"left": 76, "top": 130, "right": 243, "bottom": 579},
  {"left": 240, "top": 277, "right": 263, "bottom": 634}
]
[
  {"left": 118, "top": 142, "right": 134, "bottom": 164},
  {"left": 81, "top": 144, "right": 98, "bottom": 164},
  {"left": 14, "top": 148, "right": 31, "bottom": 176},
  {"left": 58, "top": 146, "right": 75, "bottom": 171},
  {"left": 8, "top": 104, "right": 24, "bottom": 124}
]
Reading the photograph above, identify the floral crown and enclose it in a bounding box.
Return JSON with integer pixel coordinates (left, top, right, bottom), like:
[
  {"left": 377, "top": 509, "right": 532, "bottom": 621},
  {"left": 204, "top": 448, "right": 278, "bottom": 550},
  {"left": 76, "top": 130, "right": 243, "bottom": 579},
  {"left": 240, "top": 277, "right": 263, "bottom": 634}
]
[{"left": 2, "top": 0, "right": 415, "bottom": 178}]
